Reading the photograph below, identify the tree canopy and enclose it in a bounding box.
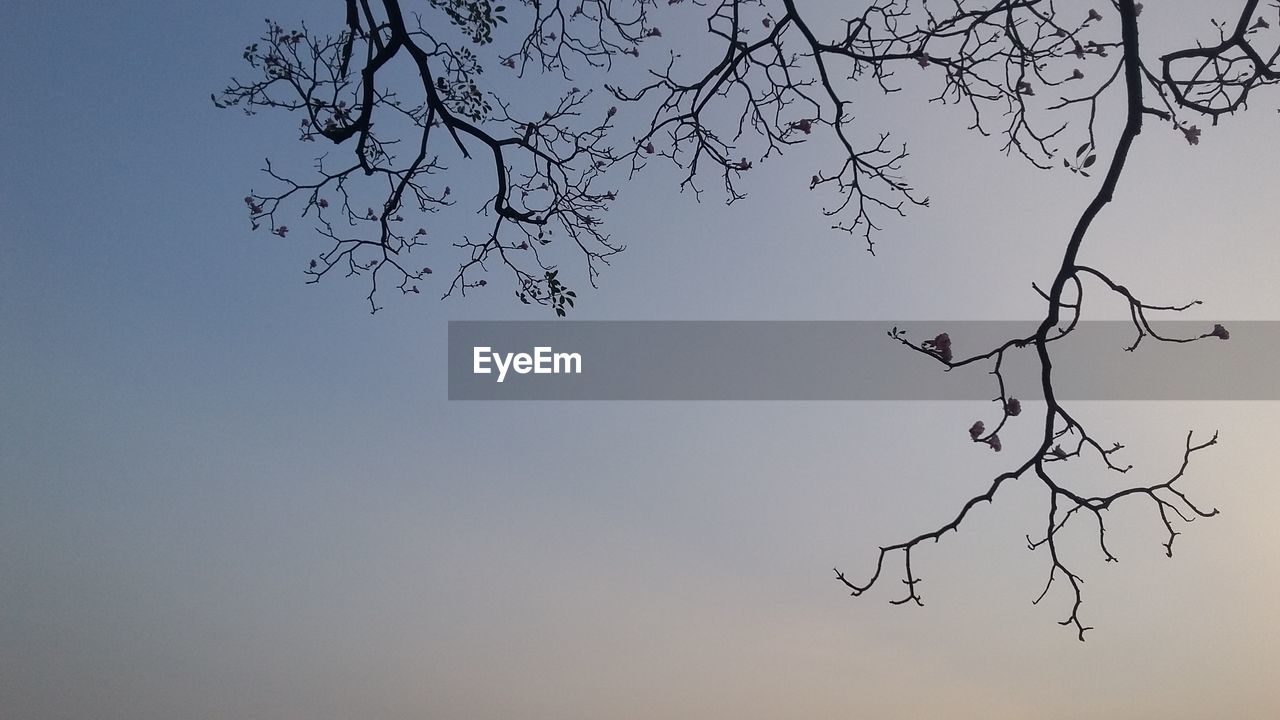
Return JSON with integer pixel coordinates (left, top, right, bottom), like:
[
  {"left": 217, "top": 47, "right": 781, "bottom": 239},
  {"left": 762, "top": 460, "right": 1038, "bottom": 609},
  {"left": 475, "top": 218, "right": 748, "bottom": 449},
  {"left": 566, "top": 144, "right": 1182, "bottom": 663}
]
[{"left": 219, "top": 0, "right": 1278, "bottom": 638}]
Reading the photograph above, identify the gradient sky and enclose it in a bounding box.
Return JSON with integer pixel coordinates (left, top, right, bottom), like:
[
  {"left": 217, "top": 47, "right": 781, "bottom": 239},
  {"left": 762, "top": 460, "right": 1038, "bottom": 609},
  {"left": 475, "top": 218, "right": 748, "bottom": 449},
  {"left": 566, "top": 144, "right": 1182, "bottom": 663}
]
[{"left": 3, "top": 1, "right": 1280, "bottom": 718}]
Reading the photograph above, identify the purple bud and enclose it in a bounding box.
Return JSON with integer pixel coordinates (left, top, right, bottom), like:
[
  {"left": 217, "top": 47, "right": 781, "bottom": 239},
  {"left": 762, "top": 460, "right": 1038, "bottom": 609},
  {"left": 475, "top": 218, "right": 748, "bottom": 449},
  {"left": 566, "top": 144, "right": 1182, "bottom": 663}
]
[{"left": 969, "top": 421, "right": 985, "bottom": 441}]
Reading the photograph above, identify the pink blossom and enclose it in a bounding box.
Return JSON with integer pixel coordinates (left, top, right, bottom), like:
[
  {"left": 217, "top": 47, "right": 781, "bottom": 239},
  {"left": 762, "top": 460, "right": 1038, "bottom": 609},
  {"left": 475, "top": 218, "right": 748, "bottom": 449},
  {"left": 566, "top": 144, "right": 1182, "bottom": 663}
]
[
  {"left": 932, "top": 333, "right": 953, "bottom": 363},
  {"left": 969, "top": 421, "right": 985, "bottom": 441},
  {"left": 1006, "top": 398, "right": 1021, "bottom": 416},
  {"left": 1209, "top": 324, "right": 1230, "bottom": 340}
]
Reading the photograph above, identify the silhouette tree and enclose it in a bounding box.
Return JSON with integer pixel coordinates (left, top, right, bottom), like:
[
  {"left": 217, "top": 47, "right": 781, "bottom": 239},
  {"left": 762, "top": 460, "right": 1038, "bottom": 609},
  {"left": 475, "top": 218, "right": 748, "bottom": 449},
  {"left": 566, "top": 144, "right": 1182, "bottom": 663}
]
[{"left": 218, "top": 0, "right": 1277, "bottom": 638}]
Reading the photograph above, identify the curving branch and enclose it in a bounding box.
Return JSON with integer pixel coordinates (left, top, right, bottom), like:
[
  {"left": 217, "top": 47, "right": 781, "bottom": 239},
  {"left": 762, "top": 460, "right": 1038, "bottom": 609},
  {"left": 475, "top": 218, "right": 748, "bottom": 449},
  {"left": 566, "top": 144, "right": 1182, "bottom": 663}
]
[{"left": 833, "top": 0, "right": 1265, "bottom": 639}]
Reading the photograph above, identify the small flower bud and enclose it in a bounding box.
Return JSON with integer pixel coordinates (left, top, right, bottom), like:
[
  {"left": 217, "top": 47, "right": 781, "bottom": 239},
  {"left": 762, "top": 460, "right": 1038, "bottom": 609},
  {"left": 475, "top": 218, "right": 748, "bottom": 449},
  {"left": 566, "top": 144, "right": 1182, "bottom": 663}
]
[{"left": 969, "top": 421, "right": 985, "bottom": 441}]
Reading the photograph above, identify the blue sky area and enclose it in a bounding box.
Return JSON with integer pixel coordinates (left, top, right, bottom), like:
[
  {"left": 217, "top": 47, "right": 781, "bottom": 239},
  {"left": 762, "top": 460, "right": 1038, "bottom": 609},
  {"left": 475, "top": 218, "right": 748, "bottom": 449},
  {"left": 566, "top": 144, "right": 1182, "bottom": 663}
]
[{"left": 3, "top": 1, "right": 1280, "bottom": 718}]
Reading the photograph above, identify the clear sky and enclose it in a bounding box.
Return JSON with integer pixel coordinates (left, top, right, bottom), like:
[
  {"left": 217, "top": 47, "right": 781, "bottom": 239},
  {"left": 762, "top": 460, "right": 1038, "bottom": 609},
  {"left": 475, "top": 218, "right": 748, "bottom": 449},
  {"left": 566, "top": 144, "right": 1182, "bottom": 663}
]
[{"left": 3, "top": 1, "right": 1280, "bottom": 718}]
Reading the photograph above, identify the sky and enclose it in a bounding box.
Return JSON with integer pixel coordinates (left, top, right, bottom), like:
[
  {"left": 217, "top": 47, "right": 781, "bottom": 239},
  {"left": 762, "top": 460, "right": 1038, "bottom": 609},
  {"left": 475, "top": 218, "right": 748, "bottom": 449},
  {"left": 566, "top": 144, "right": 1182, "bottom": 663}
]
[{"left": 3, "top": 1, "right": 1280, "bottom": 718}]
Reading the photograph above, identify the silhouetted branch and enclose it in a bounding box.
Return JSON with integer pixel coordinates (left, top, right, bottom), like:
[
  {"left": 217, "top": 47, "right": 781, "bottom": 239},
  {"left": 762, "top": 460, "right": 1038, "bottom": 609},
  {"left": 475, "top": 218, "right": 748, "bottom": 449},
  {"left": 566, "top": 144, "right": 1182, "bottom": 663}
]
[{"left": 834, "top": 0, "right": 1252, "bottom": 639}]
